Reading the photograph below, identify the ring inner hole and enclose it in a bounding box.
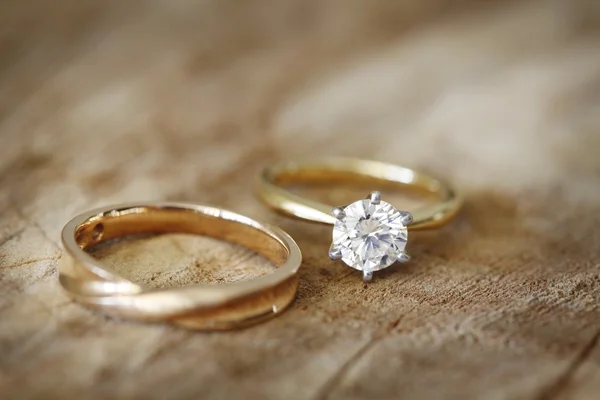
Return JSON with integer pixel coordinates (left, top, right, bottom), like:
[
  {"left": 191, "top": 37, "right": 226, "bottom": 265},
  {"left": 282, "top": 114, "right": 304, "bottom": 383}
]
[
  {"left": 275, "top": 171, "right": 441, "bottom": 209},
  {"left": 75, "top": 208, "right": 286, "bottom": 288}
]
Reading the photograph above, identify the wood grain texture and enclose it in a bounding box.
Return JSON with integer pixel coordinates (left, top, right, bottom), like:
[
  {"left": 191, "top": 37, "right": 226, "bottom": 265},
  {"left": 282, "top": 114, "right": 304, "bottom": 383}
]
[{"left": 1, "top": 0, "right": 600, "bottom": 399}]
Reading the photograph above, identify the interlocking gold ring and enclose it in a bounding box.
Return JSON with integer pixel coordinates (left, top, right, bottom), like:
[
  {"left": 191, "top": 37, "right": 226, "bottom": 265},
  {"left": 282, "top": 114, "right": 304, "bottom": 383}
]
[
  {"left": 256, "top": 158, "right": 461, "bottom": 282},
  {"left": 58, "top": 203, "right": 302, "bottom": 330}
]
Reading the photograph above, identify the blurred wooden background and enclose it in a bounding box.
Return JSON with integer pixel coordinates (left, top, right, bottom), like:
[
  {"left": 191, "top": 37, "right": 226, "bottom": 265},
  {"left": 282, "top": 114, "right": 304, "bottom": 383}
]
[{"left": 1, "top": 0, "right": 600, "bottom": 399}]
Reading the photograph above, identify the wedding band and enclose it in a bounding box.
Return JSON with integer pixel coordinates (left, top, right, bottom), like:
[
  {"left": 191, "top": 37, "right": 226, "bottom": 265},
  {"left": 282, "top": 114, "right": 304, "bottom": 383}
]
[
  {"left": 58, "top": 203, "right": 302, "bottom": 330},
  {"left": 256, "top": 158, "right": 461, "bottom": 282}
]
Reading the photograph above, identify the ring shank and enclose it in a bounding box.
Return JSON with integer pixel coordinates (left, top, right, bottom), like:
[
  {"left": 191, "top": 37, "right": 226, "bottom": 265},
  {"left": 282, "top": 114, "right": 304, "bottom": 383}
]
[
  {"left": 257, "top": 158, "right": 461, "bottom": 229},
  {"left": 59, "top": 203, "right": 302, "bottom": 330}
]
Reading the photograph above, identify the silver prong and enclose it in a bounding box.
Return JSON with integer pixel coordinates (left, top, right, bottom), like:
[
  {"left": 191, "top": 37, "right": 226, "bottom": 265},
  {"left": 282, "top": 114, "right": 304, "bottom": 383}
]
[
  {"left": 329, "top": 244, "right": 342, "bottom": 261},
  {"left": 369, "top": 191, "right": 381, "bottom": 205},
  {"left": 363, "top": 271, "right": 373, "bottom": 282},
  {"left": 400, "top": 212, "right": 413, "bottom": 226},
  {"left": 332, "top": 207, "right": 346, "bottom": 220},
  {"left": 398, "top": 252, "right": 411, "bottom": 263}
]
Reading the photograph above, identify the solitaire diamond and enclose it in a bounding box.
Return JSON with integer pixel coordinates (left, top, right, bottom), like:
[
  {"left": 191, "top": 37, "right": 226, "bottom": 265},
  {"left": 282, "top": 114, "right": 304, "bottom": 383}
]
[{"left": 329, "top": 192, "right": 411, "bottom": 281}]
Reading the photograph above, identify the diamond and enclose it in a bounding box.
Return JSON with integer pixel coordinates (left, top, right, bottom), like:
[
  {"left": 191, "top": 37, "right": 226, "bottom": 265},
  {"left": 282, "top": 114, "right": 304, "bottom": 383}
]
[{"left": 331, "top": 197, "right": 409, "bottom": 274}]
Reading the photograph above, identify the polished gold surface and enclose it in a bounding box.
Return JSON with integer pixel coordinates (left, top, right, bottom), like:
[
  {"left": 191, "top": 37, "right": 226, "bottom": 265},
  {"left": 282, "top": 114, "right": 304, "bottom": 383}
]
[
  {"left": 256, "top": 158, "right": 462, "bottom": 229},
  {"left": 59, "top": 203, "right": 302, "bottom": 330}
]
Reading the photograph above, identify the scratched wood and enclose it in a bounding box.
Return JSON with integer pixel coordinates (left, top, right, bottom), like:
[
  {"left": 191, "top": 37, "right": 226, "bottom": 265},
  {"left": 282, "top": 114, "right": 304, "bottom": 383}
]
[{"left": 1, "top": 1, "right": 600, "bottom": 399}]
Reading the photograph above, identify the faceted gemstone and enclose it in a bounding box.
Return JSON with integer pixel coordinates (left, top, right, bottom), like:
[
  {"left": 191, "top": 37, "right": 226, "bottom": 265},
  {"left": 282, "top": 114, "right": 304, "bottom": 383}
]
[{"left": 332, "top": 199, "right": 408, "bottom": 272}]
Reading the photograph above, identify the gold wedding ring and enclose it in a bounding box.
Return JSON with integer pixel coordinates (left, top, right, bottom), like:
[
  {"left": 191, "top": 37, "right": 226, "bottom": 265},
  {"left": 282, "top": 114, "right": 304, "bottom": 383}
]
[
  {"left": 58, "top": 203, "right": 302, "bottom": 330},
  {"left": 256, "top": 158, "right": 461, "bottom": 282}
]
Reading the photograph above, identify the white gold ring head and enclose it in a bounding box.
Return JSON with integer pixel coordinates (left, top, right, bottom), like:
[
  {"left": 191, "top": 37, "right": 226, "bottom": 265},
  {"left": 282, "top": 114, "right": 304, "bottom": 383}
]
[{"left": 329, "top": 191, "right": 413, "bottom": 282}]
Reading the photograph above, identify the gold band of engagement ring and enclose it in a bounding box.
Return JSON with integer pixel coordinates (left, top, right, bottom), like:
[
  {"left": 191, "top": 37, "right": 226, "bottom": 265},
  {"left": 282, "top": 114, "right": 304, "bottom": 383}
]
[
  {"left": 59, "top": 203, "right": 302, "bottom": 330},
  {"left": 257, "top": 158, "right": 462, "bottom": 282}
]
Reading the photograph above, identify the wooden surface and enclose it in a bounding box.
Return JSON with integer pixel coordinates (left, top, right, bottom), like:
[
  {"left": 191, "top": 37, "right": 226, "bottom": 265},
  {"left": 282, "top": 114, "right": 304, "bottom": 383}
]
[{"left": 2, "top": 1, "right": 600, "bottom": 399}]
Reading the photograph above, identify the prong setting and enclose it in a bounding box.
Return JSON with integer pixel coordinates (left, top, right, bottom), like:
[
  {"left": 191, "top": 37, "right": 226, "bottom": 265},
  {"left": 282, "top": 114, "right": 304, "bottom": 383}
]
[
  {"left": 332, "top": 207, "right": 346, "bottom": 220},
  {"left": 369, "top": 191, "right": 381, "bottom": 205},
  {"left": 398, "top": 252, "right": 411, "bottom": 263},
  {"left": 329, "top": 244, "right": 342, "bottom": 261},
  {"left": 401, "top": 212, "right": 413, "bottom": 226}
]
